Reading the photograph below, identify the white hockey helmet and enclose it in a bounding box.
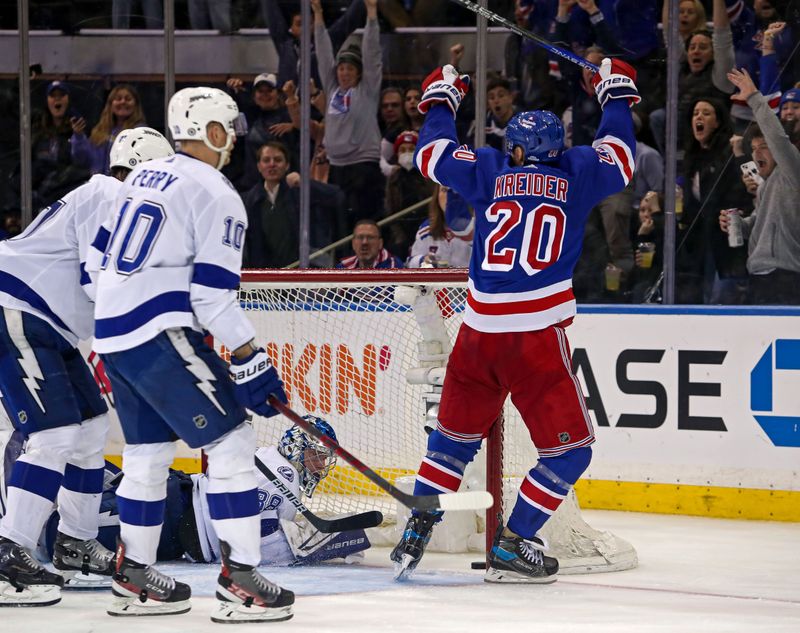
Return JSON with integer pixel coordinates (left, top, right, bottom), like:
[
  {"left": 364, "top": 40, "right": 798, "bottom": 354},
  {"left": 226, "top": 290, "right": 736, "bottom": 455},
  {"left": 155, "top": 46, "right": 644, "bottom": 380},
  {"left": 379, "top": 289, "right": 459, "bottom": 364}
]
[
  {"left": 109, "top": 127, "right": 174, "bottom": 171},
  {"left": 167, "top": 86, "right": 247, "bottom": 170}
]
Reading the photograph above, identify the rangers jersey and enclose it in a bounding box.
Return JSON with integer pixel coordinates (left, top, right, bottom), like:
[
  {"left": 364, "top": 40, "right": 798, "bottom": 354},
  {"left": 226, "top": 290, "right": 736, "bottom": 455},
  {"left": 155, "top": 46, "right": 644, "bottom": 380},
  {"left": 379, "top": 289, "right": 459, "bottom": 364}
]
[
  {"left": 406, "top": 220, "right": 472, "bottom": 268},
  {"left": 90, "top": 153, "right": 255, "bottom": 353},
  {"left": 415, "top": 100, "right": 635, "bottom": 333},
  {"left": 0, "top": 175, "right": 121, "bottom": 345}
]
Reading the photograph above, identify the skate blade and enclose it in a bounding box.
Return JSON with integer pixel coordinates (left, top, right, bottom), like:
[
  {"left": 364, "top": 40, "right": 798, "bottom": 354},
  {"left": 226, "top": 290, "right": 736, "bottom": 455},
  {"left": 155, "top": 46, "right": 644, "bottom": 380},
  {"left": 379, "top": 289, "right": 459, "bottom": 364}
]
[
  {"left": 60, "top": 569, "right": 112, "bottom": 590},
  {"left": 0, "top": 580, "right": 61, "bottom": 607},
  {"left": 393, "top": 553, "right": 417, "bottom": 581},
  {"left": 483, "top": 568, "right": 557, "bottom": 584},
  {"left": 211, "top": 600, "right": 293, "bottom": 623},
  {"left": 107, "top": 596, "right": 191, "bottom": 617}
]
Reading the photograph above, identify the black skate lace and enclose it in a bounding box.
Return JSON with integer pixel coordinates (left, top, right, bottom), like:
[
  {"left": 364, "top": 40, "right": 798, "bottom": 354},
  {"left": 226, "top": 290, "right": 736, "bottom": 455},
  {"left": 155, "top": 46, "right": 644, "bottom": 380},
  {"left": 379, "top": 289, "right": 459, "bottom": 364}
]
[{"left": 518, "top": 540, "right": 544, "bottom": 565}]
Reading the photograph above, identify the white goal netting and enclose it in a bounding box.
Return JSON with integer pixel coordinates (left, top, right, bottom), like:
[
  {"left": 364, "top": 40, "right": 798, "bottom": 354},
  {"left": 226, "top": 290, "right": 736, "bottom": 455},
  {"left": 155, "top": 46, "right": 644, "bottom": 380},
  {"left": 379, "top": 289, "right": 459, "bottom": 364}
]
[{"left": 238, "top": 269, "right": 636, "bottom": 573}]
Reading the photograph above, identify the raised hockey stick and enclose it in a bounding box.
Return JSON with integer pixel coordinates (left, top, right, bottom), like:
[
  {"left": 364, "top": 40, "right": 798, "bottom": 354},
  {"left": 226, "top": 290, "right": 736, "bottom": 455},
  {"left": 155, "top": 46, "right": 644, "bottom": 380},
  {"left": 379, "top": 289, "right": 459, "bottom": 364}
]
[
  {"left": 268, "top": 396, "right": 493, "bottom": 513},
  {"left": 449, "top": 0, "right": 599, "bottom": 72},
  {"left": 255, "top": 459, "right": 384, "bottom": 533}
]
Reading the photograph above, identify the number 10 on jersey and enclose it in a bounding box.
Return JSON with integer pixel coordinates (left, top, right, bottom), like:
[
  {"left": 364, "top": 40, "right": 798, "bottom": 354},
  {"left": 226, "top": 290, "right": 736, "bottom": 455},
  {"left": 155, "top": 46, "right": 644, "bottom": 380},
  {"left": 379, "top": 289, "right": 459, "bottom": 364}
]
[{"left": 101, "top": 199, "right": 166, "bottom": 275}]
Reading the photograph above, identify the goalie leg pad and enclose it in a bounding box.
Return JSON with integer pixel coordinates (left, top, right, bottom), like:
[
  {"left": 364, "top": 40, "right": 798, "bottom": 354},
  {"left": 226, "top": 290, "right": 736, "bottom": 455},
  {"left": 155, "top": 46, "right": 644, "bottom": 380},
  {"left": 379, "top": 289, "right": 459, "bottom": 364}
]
[
  {"left": 508, "top": 447, "right": 592, "bottom": 539},
  {"left": 281, "top": 519, "right": 370, "bottom": 566}
]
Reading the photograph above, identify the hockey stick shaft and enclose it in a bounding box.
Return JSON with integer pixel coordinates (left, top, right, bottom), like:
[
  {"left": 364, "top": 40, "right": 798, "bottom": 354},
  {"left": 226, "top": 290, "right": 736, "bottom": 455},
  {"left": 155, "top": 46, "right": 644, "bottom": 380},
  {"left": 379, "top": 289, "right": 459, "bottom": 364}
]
[
  {"left": 268, "top": 397, "right": 493, "bottom": 512},
  {"left": 255, "top": 459, "right": 383, "bottom": 533},
  {"left": 449, "top": 0, "right": 598, "bottom": 72}
]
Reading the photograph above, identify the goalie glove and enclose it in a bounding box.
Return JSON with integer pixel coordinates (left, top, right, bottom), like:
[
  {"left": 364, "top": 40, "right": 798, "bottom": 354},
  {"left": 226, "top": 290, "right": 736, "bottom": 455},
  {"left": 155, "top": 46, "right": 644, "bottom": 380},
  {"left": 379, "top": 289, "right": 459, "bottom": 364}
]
[
  {"left": 229, "top": 347, "right": 287, "bottom": 417},
  {"left": 591, "top": 57, "right": 641, "bottom": 108},
  {"left": 418, "top": 64, "right": 471, "bottom": 116}
]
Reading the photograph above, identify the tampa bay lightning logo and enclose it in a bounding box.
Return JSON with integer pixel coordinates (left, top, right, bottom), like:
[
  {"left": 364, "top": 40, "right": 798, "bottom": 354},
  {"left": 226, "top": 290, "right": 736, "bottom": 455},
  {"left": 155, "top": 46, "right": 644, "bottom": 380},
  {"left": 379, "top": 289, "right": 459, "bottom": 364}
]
[{"left": 277, "top": 466, "right": 294, "bottom": 482}]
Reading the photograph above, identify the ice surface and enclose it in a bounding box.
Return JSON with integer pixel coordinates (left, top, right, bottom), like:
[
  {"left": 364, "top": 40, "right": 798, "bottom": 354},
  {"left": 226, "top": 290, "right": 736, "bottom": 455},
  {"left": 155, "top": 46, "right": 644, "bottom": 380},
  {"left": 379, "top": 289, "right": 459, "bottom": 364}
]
[{"left": 4, "top": 510, "right": 798, "bottom": 633}]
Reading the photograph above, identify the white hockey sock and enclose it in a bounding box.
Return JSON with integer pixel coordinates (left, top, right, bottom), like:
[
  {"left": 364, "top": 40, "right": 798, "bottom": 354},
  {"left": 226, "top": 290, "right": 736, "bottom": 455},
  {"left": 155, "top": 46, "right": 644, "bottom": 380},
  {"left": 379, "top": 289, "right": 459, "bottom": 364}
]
[
  {"left": 115, "top": 442, "right": 175, "bottom": 566},
  {"left": 204, "top": 423, "right": 261, "bottom": 566},
  {"left": 56, "top": 463, "right": 105, "bottom": 541},
  {"left": 208, "top": 508, "right": 260, "bottom": 566},
  {"left": 0, "top": 457, "right": 64, "bottom": 550}
]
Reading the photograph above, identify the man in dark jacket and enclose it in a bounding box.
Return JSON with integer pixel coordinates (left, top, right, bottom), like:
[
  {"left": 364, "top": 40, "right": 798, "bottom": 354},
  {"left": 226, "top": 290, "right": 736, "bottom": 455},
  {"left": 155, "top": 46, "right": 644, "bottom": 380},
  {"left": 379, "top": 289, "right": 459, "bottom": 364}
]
[{"left": 243, "top": 141, "right": 343, "bottom": 268}]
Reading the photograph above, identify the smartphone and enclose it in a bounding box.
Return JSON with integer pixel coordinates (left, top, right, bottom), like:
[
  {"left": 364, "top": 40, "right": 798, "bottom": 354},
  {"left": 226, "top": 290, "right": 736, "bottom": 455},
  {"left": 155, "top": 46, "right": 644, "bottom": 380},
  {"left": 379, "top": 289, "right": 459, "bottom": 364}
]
[{"left": 740, "top": 161, "right": 763, "bottom": 185}]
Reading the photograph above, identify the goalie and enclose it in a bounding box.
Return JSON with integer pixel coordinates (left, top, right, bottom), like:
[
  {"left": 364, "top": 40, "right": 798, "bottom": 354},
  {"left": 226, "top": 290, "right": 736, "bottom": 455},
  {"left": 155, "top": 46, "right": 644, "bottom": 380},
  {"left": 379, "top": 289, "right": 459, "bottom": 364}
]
[
  {"left": 182, "top": 416, "right": 372, "bottom": 567},
  {"left": 1, "top": 415, "right": 371, "bottom": 575}
]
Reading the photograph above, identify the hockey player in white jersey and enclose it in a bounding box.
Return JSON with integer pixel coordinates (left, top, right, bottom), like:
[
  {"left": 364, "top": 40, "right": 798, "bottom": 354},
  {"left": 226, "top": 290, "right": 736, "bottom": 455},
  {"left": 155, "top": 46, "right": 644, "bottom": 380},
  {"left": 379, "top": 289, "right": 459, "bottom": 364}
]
[
  {"left": 90, "top": 87, "right": 294, "bottom": 623},
  {"left": 0, "top": 128, "right": 174, "bottom": 606},
  {"left": 185, "top": 417, "right": 371, "bottom": 567},
  {"left": 1, "top": 417, "right": 370, "bottom": 569}
]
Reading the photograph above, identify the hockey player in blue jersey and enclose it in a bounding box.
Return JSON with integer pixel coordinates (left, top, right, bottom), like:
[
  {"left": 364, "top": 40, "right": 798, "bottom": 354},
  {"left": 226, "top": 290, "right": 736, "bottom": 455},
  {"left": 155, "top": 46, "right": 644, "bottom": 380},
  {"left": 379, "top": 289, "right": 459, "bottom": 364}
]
[
  {"left": 391, "top": 58, "right": 638, "bottom": 582},
  {"left": 89, "top": 87, "right": 294, "bottom": 622},
  {"left": 0, "top": 128, "right": 174, "bottom": 606}
]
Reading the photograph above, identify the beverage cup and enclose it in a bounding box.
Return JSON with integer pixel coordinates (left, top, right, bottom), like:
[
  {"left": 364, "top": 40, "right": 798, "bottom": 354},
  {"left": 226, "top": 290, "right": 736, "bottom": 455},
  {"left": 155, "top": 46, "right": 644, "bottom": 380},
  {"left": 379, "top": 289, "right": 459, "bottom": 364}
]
[
  {"left": 605, "top": 264, "right": 622, "bottom": 292},
  {"left": 637, "top": 242, "right": 656, "bottom": 269}
]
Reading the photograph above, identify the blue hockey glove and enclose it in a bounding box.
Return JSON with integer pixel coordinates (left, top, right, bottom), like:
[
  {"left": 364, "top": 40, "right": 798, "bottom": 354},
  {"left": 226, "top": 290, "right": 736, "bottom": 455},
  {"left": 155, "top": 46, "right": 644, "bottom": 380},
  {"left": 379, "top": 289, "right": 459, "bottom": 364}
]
[
  {"left": 418, "top": 65, "right": 471, "bottom": 117},
  {"left": 591, "top": 58, "right": 641, "bottom": 108},
  {"left": 229, "top": 347, "right": 287, "bottom": 417}
]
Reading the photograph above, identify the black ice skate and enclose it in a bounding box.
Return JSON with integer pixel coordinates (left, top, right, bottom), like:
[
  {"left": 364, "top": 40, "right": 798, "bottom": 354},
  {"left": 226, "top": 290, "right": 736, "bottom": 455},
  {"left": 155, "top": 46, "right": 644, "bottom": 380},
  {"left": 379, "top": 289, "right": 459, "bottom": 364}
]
[
  {"left": 485, "top": 522, "right": 559, "bottom": 584},
  {"left": 52, "top": 531, "right": 115, "bottom": 589},
  {"left": 0, "top": 536, "right": 64, "bottom": 607},
  {"left": 107, "top": 539, "right": 191, "bottom": 616},
  {"left": 390, "top": 511, "right": 441, "bottom": 580},
  {"left": 211, "top": 540, "right": 294, "bottom": 623}
]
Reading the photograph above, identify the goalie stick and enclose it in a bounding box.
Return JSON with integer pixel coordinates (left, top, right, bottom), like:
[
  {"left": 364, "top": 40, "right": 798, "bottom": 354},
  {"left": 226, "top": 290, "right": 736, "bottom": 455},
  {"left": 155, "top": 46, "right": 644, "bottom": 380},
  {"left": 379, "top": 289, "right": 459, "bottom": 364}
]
[
  {"left": 268, "top": 396, "right": 493, "bottom": 513},
  {"left": 255, "top": 459, "right": 384, "bottom": 533},
  {"left": 449, "top": 0, "right": 599, "bottom": 72}
]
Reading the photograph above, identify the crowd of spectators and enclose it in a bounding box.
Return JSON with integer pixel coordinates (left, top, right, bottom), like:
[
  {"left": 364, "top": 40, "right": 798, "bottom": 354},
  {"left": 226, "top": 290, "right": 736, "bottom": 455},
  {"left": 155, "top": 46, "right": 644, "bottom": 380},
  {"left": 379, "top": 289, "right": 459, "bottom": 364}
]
[{"left": 2, "top": 0, "right": 799, "bottom": 304}]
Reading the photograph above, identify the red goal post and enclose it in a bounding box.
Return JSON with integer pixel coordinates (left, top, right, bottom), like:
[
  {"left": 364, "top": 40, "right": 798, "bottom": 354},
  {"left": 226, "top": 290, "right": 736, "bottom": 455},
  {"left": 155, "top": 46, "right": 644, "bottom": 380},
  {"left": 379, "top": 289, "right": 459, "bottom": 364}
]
[{"left": 237, "top": 268, "right": 637, "bottom": 572}]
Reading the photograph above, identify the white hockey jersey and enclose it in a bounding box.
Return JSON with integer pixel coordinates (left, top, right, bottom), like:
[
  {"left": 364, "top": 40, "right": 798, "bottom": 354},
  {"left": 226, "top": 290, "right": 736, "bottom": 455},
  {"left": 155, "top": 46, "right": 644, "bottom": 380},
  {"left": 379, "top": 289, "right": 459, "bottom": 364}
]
[
  {"left": 406, "top": 220, "right": 473, "bottom": 268},
  {"left": 190, "top": 446, "right": 300, "bottom": 565},
  {"left": 0, "top": 175, "right": 121, "bottom": 345},
  {"left": 90, "top": 153, "right": 255, "bottom": 354}
]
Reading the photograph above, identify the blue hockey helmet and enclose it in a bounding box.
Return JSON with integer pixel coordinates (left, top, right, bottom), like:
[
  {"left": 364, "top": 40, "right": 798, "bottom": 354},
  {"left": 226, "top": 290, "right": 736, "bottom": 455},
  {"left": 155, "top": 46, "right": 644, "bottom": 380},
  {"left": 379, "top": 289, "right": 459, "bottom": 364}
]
[
  {"left": 505, "top": 110, "right": 565, "bottom": 164},
  {"left": 278, "top": 416, "right": 338, "bottom": 497}
]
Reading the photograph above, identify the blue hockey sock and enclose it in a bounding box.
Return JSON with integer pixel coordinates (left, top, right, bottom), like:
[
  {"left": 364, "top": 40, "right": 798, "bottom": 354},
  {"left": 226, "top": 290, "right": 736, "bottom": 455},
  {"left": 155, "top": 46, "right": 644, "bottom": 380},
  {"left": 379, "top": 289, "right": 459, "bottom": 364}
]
[
  {"left": 413, "top": 429, "right": 481, "bottom": 498},
  {"left": 507, "top": 447, "right": 592, "bottom": 539}
]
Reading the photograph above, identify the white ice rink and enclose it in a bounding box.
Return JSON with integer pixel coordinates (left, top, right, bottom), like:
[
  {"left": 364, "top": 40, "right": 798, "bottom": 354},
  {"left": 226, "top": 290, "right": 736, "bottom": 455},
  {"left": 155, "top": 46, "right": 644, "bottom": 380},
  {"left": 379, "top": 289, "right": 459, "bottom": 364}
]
[{"left": 3, "top": 509, "right": 798, "bottom": 633}]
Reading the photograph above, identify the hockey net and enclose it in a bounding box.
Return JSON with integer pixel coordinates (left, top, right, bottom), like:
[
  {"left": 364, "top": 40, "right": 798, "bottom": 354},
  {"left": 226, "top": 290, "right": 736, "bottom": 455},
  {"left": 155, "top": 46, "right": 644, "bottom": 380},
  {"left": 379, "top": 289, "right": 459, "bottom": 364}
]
[{"left": 237, "top": 269, "right": 637, "bottom": 573}]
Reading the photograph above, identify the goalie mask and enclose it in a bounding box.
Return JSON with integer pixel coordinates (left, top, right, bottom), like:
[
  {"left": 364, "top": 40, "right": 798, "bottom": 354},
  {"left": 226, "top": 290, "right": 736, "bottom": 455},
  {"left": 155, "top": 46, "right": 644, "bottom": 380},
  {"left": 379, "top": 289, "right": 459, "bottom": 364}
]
[
  {"left": 278, "top": 416, "right": 337, "bottom": 497},
  {"left": 505, "top": 110, "right": 565, "bottom": 164},
  {"left": 167, "top": 86, "right": 248, "bottom": 170},
  {"left": 109, "top": 127, "right": 174, "bottom": 172}
]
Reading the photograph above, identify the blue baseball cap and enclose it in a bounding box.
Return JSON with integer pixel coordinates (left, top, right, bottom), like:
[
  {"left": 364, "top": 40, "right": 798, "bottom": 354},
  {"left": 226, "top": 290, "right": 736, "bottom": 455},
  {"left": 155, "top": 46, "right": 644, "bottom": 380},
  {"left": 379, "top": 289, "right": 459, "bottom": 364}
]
[{"left": 46, "top": 80, "right": 69, "bottom": 96}]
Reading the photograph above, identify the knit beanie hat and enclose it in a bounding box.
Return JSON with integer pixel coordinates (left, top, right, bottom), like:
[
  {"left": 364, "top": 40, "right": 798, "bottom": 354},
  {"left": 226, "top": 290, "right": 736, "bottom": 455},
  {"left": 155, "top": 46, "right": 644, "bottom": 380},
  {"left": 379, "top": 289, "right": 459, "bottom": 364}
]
[
  {"left": 336, "top": 44, "right": 363, "bottom": 73},
  {"left": 393, "top": 130, "right": 419, "bottom": 155},
  {"left": 779, "top": 88, "right": 800, "bottom": 110}
]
